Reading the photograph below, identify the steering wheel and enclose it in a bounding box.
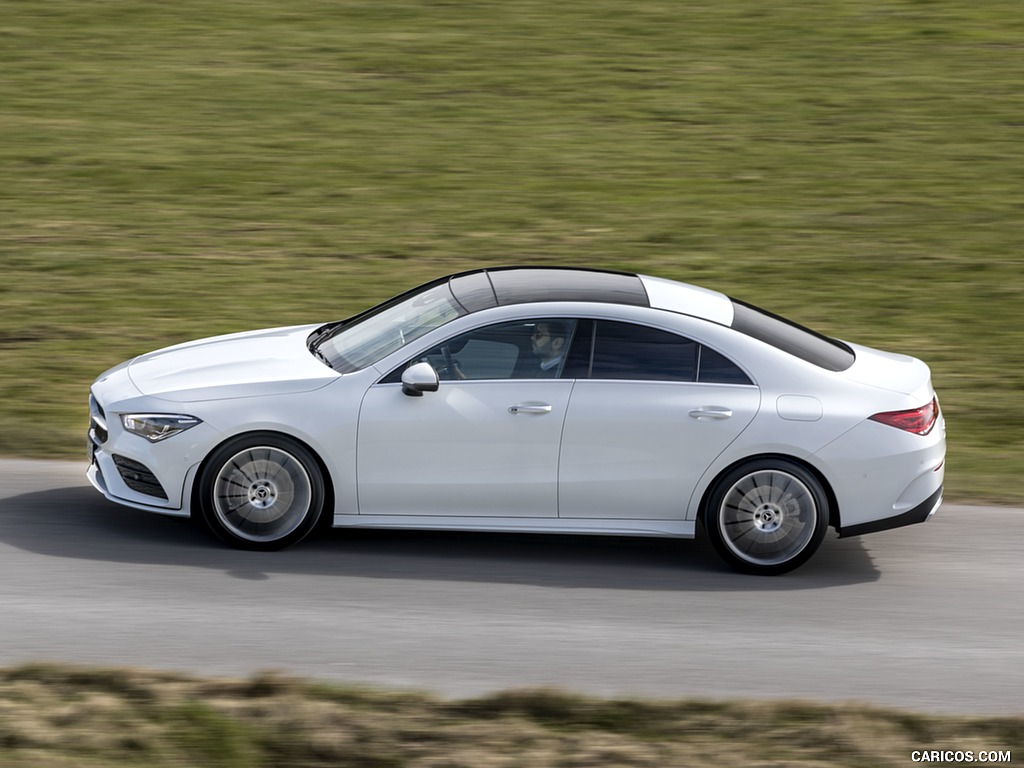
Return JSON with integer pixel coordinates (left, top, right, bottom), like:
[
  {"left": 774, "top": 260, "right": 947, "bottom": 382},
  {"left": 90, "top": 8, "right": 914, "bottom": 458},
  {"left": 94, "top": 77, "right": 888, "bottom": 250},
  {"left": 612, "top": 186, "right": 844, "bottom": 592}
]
[{"left": 441, "top": 344, "right": 457, "bottom": 379}]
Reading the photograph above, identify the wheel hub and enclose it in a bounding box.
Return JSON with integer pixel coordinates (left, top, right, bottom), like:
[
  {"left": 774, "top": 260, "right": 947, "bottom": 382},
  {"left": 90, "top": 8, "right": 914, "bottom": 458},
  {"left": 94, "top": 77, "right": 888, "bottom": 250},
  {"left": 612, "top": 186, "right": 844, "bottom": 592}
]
[
  {"left": 752, "top": 503, "right": 783, "bottom": 533},
  {"left": 247, "top": 481, "right": 278, "bottom": 510}
]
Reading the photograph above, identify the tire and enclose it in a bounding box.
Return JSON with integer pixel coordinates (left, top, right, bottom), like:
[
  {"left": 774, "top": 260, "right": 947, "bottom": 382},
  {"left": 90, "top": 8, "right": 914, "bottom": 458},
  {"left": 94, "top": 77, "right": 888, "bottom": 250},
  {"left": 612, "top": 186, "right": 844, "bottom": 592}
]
[
  {"left": 704, "top": 459, "right": 829, "bottom": 575},
  {"left": 197, "top": 434, "right": 325, "bottom": 551}
]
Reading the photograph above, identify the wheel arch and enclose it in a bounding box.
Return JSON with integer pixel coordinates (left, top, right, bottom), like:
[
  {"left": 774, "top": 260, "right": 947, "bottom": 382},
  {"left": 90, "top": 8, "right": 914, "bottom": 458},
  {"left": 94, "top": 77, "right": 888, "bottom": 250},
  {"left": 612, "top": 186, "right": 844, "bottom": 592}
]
[
  {"left": 190, "top": 429, "right": 336, "bottom": 525},
  {"left": 696, "top": 452, "right": 841, "bottom": 531}
]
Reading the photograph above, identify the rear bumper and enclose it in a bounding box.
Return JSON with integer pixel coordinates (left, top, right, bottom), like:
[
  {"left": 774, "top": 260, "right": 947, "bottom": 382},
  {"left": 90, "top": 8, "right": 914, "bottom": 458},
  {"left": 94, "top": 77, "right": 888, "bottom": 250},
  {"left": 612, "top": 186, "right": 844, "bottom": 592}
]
[
  {"left": 813, "top": 408, "right": 945, "bottom": 534},
  {"left": 838, "top": 486, "right": 942, "bottom": 537}
]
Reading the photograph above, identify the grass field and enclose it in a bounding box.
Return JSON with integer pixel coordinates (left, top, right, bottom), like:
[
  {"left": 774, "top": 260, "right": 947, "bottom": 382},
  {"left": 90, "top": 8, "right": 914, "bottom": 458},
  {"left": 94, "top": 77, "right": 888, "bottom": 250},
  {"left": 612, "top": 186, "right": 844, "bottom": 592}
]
[
  {"left": 0, "top": 664, "right": 1019, "bottom": 767},
  {"left": 1, "top": 0, "right": 1022, "bottom": 501}
]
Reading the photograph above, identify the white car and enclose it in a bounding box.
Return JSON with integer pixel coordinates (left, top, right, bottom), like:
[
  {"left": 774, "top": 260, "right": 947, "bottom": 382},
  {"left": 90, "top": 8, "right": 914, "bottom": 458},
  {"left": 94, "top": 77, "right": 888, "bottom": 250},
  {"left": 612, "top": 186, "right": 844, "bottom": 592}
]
[{"left": 87, "top": 267, "right": 945, "bottom": 575}]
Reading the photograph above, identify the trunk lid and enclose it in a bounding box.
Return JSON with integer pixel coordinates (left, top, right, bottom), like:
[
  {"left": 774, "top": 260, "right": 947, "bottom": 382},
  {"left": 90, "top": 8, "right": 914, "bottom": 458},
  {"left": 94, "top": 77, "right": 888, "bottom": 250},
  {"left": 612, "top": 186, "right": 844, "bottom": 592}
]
[{"left": 841, "top": 341, "right": 935, "bottom": 401}]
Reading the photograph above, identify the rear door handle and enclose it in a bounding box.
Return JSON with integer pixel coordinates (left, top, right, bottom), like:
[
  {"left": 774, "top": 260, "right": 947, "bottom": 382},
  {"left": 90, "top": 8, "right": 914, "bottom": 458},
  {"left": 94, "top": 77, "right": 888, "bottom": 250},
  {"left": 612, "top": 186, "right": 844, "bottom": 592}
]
[
  {"left": 689, "top": 406, "right": 733, "bottom": 420},
  {"left": 509, "top": 403, "right": 553, "bottom": 415}
]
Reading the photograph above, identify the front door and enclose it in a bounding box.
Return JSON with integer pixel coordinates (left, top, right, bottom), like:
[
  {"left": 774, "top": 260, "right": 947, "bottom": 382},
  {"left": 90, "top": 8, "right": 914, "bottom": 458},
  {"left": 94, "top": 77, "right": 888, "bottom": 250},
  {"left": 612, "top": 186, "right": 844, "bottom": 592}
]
[{"left": 356, "top": 319, "right": 578, "bottom": 518}]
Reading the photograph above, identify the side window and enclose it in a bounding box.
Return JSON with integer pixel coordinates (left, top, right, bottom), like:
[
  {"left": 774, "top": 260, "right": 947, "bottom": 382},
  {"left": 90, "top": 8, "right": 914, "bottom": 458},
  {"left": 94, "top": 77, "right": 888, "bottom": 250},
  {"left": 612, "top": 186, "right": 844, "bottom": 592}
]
[
  {"left": 590, "top": 321, "right": 696, "bottom": 382},
  {"left": 444, "top": 335, "right": 520, "bottom": 379},
  {"left": 383, "top": 319, "right": 578, "bottom": 382},
  {"left": 697, "top": 346, "right": 753, "bottom": 385},
  {"left": 562, "top": 318, "right": 594, "bottom": 379}
]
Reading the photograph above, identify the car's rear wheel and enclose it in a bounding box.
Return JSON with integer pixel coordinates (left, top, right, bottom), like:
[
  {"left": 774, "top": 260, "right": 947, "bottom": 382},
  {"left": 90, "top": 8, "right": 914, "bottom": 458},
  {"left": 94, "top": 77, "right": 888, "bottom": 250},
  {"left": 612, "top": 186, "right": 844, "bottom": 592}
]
[
  {"left": 198, "top": 434, "right": 325, "bottom": 550},
  {"left": 704, "top": 459, "right": 829, "bottom": 575}
]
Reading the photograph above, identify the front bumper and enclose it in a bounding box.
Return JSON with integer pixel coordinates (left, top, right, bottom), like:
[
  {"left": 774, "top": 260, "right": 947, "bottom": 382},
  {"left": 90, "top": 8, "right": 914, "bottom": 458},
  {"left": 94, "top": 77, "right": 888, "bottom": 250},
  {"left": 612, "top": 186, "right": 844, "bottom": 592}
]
[
  {"left": 87, "top": 458, "right": 195, "bottom": 518},
  {"left": 87, "top": 388, "right": 214, "bottom": 517}
]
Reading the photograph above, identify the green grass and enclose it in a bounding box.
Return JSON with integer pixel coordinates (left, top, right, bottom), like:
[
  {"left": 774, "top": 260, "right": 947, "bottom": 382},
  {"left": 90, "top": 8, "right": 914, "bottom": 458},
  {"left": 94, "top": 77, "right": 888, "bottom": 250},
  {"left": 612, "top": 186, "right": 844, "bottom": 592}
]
[
  {"left": 0, "top": 664, "right": 1020, "bottom": 767},
  {"left": 1, "top": 0, "right": 1022, "bottom": 501}
]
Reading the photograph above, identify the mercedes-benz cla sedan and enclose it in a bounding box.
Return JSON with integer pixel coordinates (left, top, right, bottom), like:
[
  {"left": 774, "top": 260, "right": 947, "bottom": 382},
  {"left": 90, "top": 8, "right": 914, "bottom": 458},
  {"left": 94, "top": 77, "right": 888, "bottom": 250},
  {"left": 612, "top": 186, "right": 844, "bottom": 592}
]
[{"left": 88, "top": 267, "right": 945, "bottom": 574}]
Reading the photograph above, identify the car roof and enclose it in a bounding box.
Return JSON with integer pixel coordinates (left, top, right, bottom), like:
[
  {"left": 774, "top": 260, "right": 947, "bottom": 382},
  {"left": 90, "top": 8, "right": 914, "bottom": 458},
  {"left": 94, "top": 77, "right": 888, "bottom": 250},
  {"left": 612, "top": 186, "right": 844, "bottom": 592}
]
[{"left": 448, "top": 267, "right": 735, "bottom": 326}]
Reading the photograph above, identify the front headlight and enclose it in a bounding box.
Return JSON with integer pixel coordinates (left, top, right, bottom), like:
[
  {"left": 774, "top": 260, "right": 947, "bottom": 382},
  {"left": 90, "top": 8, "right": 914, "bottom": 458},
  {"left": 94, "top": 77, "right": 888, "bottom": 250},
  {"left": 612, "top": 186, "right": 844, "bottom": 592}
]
[{"left": 121, "top": 414, "right": 202, "bottom": 442}]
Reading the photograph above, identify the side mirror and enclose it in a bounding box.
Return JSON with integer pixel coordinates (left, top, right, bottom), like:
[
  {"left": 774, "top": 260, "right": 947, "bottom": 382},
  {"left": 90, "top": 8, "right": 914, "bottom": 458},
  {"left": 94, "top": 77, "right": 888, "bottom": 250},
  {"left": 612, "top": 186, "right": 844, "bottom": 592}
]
[{"left": 401, "top": 362, "right": 440, "bottom": 397}]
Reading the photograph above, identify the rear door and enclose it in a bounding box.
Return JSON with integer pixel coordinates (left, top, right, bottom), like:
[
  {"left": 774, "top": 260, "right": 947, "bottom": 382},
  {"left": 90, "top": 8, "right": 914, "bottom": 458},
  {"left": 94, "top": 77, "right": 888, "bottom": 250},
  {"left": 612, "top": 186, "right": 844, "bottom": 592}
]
[{"left": 557, "top": 320, "right": 760, "bottom": 519}]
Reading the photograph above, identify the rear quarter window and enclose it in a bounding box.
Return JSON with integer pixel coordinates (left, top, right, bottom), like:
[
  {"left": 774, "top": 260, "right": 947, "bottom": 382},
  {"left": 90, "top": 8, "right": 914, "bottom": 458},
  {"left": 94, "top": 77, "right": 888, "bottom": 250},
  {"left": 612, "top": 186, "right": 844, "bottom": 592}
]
[{"left": 698, "top": 346, "right": 753, "bottom": 385}]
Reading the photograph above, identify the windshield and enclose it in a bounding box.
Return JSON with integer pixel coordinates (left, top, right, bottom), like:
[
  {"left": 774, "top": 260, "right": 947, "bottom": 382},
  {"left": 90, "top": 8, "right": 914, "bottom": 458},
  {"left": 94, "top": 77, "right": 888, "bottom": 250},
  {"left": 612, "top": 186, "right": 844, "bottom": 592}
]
[{"left": 314, "top": 283, "right": 465, "bottom": 373}]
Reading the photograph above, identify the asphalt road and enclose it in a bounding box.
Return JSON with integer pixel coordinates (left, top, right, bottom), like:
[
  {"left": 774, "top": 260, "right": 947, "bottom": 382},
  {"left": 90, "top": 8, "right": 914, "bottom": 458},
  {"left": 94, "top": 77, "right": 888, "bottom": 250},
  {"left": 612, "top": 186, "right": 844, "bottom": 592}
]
[{"left": 0, "top": 459, "right": 1020, "bottom": 715}]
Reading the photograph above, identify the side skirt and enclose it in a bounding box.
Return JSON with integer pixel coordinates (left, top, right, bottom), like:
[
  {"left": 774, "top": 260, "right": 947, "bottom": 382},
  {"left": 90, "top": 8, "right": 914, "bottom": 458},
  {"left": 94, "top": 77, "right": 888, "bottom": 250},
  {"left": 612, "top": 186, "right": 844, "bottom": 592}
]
[{"left": 331, "top": 514, "right": 696, "bottom": 539}]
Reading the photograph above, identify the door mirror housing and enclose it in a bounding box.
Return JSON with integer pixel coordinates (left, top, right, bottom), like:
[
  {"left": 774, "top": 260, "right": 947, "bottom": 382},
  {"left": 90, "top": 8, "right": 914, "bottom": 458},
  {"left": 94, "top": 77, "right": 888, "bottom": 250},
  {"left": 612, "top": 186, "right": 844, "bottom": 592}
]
[{"left": 401, "top": 362, "right": 440, "bottom": 397}]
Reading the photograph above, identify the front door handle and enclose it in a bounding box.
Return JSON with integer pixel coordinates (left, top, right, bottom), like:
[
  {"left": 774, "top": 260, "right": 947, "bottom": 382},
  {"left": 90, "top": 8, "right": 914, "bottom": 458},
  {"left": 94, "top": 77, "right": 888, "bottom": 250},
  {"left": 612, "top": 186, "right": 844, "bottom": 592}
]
[
  {"left": 509, "top": 403, "right": 553, "bottom": 415},
  {"left": 689, "top": 406, "right": 733, "bottom": 420}
]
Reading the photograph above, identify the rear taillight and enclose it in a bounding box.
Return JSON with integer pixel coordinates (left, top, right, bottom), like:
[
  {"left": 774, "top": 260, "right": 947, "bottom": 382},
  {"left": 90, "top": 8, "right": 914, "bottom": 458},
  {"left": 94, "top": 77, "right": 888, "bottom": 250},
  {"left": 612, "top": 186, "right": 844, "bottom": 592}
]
[{"left": 869, "top": 397, "right": 939, "bottom": 436}]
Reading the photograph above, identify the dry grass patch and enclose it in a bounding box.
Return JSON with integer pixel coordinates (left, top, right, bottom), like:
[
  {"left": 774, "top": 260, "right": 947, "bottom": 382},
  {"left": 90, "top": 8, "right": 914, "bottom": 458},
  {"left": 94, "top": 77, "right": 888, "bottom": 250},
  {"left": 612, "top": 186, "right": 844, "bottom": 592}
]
[{"left": 0, "top": 664, "right": 1019, "bottom": 767}]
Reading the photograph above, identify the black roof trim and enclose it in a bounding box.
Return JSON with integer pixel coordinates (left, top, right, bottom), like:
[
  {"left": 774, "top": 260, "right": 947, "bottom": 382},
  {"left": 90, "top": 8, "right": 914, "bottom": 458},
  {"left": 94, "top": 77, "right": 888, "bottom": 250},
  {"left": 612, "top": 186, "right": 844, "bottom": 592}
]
[{"left": 452, "top": 267, "right": 649, "bottom": 310}]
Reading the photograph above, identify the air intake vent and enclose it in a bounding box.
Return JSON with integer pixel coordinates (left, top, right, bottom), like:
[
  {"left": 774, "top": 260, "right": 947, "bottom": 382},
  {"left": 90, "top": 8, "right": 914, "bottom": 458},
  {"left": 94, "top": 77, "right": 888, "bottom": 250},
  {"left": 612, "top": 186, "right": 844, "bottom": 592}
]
[{"left": 112, "top": 455, "right": 168, "bottom": 500}]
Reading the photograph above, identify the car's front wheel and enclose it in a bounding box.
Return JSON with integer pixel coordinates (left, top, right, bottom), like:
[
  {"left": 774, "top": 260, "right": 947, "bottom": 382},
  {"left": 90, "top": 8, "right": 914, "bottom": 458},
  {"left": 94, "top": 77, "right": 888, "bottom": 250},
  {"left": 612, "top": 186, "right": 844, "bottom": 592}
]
[
  {"left": 198, "top": 434, "right": 325, "bottom": 550},
  {"left": 704, "top": 459, "right": 829, "bottom": 575}
]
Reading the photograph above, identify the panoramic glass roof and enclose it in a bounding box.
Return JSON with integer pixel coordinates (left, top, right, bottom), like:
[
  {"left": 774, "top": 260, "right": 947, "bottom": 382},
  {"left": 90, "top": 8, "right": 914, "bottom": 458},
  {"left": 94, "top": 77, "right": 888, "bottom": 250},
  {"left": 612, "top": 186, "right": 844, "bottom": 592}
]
[{"left": 450, "top": 268, "right": 649, "bottom": 312}]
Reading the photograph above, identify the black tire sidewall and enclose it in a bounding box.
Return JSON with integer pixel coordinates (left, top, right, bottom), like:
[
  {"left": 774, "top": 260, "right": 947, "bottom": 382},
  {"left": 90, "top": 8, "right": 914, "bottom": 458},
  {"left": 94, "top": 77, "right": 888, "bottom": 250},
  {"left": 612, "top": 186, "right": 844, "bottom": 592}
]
[
  {"left": 704, "top": 458, "right": 829, "bottom": 576},
  {"left": 197, "top": 433, "right": 325, "bottom": 551}
]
